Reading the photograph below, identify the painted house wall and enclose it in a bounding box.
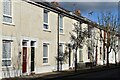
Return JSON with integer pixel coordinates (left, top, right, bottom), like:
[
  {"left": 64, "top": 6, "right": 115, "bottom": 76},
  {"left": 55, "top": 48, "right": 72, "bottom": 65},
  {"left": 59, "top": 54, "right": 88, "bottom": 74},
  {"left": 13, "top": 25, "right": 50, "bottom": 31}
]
[
  {"left": 1, "top": 0, "right": 59, "bottom": 76},
  {"left": 59, "top": 16, "right": 74, "bottom": 68},
  {"left": 1, "top": 0, "right": 33, "bottom": 77},
  {"left": 81, "top": 23, "right": 89, "bottom": 63},
  {"left": 0, "top": 0, "right": 3, "bottom": 78},
  {"left": 118, "top": 38, "right": 120, "bottom": 62},
  {"left": 0, "top": 0, "right": 119, "bottom": 79},
  {"left": 1, "top": 0, "right": 77, "bottom": 78},
  {"left": 94, "top": 28, "right": 101, "bottom": 65}
]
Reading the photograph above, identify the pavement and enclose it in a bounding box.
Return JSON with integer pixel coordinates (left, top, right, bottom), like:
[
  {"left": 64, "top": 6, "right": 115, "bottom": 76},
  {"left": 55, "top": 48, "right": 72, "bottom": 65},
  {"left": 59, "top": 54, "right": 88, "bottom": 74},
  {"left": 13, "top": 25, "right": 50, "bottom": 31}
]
[{"left": 2, "top": 64, "right": 120, "bottom": 80}]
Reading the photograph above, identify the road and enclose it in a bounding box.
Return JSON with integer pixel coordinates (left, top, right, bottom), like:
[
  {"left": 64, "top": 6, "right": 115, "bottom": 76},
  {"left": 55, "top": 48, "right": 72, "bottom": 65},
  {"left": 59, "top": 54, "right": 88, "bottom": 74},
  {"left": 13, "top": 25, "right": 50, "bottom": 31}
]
[{"left": 47, "top": 68, "right": 120, "bottom": 79}]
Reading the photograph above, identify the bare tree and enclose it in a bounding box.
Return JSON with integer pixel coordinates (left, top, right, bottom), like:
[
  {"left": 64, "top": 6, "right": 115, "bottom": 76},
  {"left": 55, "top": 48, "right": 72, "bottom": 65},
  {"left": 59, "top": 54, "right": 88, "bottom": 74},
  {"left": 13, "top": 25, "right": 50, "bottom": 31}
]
[
  {"left": 98, "top": 12, "right": 119, "bottom": 66},
  {"left": 112, "top": 34, "right": 120, "bottom": 64},
  {"left": 55, "top": 46, "right": 69, "bottom": 71},
  {"left": 85, "top": 25, "right": 102, "bottom": 67},
  {"left": 70, "top": 21, "right": 88, "bottom": 71}
]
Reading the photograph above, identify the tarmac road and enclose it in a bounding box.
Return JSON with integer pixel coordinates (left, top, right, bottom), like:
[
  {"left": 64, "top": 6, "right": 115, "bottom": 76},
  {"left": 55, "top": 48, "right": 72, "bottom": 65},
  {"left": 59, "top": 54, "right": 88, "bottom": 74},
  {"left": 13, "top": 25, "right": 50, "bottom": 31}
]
[{"left": 46, "top": 67, "right": 120, "bottom": 80}]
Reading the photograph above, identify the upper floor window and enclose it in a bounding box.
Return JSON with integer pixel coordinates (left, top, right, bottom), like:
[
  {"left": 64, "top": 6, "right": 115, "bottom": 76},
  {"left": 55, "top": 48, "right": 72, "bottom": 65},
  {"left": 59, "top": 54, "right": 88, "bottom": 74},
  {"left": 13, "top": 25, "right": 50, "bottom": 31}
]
[
  {"left": 2, "top": 41, "right": 12, "bottom": 66},
  {"left": 3, "top": 0, "right": 12, "bottom": 23},
  {"left": 88, "top": 26, "right": 92, "bottom": 38},
  {"left": 43, "top": 10, "right": 49, "bottom": 29},
  {"left": 59, "top": 15, "right": 63, "bottom": 33}
]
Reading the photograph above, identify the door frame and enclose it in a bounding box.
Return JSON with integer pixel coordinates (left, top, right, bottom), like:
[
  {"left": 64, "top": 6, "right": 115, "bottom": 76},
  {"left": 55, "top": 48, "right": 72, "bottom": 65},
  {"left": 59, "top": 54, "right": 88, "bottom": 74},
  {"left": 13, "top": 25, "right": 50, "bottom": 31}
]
[
  {"left": 22, "top": 47, "right": 27, "bottom": 73},
  {"left": 31, "top": 47, "right": 35, "bottom": 72},
  {"left": 30, "top": 41, "right": 36, "bottom": 73},
  {"left": 22, "top": 40, "right": 28, "bottom": 73}
]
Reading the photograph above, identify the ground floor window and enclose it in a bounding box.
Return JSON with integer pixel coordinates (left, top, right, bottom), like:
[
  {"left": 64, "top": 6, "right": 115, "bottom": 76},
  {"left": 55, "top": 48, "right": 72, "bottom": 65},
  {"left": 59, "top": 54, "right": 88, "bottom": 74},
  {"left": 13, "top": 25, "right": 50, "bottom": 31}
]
[
  {"left": 2, "top": 41, "right": 12, "bottom": 66},
  {"left": 59, "top": 43, "right": 64, "bottom": 57},
  {"left": 43, "top": 43, "right": 49, "bottom": 63},
  {"left": 88, "top": 47, "right": 91, "bottom": 59}
]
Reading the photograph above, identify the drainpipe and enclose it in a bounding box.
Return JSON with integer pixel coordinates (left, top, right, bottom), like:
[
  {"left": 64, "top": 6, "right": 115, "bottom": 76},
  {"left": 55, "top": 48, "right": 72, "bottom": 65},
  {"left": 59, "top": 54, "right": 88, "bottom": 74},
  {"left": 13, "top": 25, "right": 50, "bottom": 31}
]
[{"left": 57, "top": 13, "right": 60, "bottom": 71}]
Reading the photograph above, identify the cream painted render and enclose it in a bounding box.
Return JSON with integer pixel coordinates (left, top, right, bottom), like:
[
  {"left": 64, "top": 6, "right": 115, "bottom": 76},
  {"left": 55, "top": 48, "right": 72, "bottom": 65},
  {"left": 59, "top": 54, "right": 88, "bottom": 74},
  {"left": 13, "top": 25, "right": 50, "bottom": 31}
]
[
  {"left": 0, "top": 0, "right": 3, "bottom": 79},
  {"left": 0, "top": 0, "right": 119, "bottom": 79},
  {"left": 1, "top": 0, "right": 69, "bottom": 78}
]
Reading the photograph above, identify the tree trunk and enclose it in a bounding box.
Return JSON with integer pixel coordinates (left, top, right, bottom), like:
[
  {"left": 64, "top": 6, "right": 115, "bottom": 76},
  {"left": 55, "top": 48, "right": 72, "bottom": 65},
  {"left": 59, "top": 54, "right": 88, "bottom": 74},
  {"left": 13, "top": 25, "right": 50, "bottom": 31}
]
[
  {"left": 69, "top": 48, "right": 71, "bottom": 68},
  {"left": 107, "top": 47, "right": 109, "bottom": 67},
  {"left": 115, "top": 52, "right": 117, "bottom": 65},
  {"left": 75, "top": 47, "right": 77, "bottom": 72},
  {"left": 103, "top": 41, "right": 105, "bottom": 65},
  {"left": 95, "top": 46, "right": 98, "bottom": 65}
]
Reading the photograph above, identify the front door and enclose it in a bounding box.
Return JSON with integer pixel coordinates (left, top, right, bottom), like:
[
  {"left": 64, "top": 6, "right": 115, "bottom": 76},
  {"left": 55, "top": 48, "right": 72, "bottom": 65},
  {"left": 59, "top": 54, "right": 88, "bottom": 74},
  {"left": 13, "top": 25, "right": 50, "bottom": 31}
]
[
  {"left": 31, "top": 47, "right": 35, "bottom": 72},
  {"left": 22, "top": 47, "right": 27, "bottom": 73}
]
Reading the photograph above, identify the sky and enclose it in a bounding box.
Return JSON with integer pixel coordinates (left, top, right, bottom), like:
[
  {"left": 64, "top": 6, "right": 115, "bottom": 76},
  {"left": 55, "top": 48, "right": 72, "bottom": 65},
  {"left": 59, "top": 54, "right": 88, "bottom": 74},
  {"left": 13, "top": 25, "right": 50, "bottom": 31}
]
[
  {"left": 33, "top": 0, "right": 119, "bottom": 23},
  {"left": 42, "top": 0, "right": 119, "bottom": 23},
  {"left": 59, "top": 2, "right": 119, "bottom": 23},
  {"left": 45, "top": 0, "right": 120, "bottom": 2}
]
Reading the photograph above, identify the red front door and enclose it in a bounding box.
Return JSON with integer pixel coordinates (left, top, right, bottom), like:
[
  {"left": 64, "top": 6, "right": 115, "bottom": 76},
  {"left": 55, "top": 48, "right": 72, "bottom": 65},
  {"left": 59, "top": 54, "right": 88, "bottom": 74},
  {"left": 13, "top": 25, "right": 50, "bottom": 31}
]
[{"left": 22, "top": 47, "right": 27, "bottom": 73}]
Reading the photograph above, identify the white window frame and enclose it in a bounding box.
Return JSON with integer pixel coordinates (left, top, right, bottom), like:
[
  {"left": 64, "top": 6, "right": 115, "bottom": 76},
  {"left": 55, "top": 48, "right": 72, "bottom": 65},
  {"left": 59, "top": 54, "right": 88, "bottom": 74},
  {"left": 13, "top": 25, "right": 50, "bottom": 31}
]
[
  {"left": 59, "top": 43, "right": 65, "bottom": 58},
  {"left": 43, "top": 9, "right": 49, "bottom": 30},
  {"left": 59, "top": 15, "right": 64, "bottom": 34},
  {"left": 79, "top": 48, "right": 83, "bottom": 62},
  {"left": 22, "top": 40, "right": 29, "bottom": 47},
  {"left": 59, "top": 43, "right": 64, "bottom": 52},
  {"left": 31, "top": 41, "right": 36, "bottom": 47},
  {"left": 3, "top": 0, "right": 13, "bottom": 24},
  {"left": 43, "top": 43, "right": 49, "bottom": 64},
  {"left": 2, "top": 40, "right": 12, "bottom": 67}
]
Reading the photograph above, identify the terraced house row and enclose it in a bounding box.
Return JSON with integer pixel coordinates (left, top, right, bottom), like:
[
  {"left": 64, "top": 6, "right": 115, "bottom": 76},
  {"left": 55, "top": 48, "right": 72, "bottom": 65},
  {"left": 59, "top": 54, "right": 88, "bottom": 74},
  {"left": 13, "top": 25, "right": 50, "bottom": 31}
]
[{"left": 0, "top": 0, "right": 120, "bottom": 79}]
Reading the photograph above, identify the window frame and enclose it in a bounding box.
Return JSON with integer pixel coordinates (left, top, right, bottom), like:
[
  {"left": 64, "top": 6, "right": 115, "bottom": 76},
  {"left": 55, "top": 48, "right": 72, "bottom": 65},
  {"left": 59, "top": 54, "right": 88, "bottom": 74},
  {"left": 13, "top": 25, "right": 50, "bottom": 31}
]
[
  {"left": 59, "top": 15, "right": 64, "bottom": 34},
  {"left": 88, "top": 47, "right": 91, "bottom": 59},
  {"left": 2, "top": 40, "right": 12, "bottom": 67},
  {"left": 59, "top": 43, "right": 65, "bottom": 58},
  {"left": 43, "top": 9, "right": 49, "bottom": 30},
  {"left": 79, "top": 49, "right": 83, "bottom": 62},
  {"left": 43, "top": 43, "right": 49, "bottom": 64},
  {"left": 3, "top": 0, "right": 13, "bottom": 24}
]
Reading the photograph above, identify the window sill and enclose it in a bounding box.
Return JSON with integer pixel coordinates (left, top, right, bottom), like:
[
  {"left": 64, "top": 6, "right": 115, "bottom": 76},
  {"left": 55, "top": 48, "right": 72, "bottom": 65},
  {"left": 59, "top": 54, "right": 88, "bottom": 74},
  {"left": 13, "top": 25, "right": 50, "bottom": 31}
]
[
  {"left": 59, "top": 33, "right": 65, "bottom": 35},
  {"left": 2, "top": 22, "right": 15, "bottom": 26},
  {"left": 2, "top": 66, "right": 12, "bottom": 70},
  {"left": 43, "top": 29, "right": 51, "bottom": 32},
  {"left": 42, "top": 63, "right": 50, "bottom": 66}
]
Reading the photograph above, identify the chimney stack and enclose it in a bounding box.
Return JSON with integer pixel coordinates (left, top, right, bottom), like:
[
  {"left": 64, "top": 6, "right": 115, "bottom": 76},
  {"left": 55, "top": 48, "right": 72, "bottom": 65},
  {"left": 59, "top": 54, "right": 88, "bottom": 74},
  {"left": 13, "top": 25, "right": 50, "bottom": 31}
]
[
  {"left": 51, "top": 1, "right": 59, "bottom": 7},
  {"left": 74, "top": 9, "right": 81, "bottom": 16}
]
